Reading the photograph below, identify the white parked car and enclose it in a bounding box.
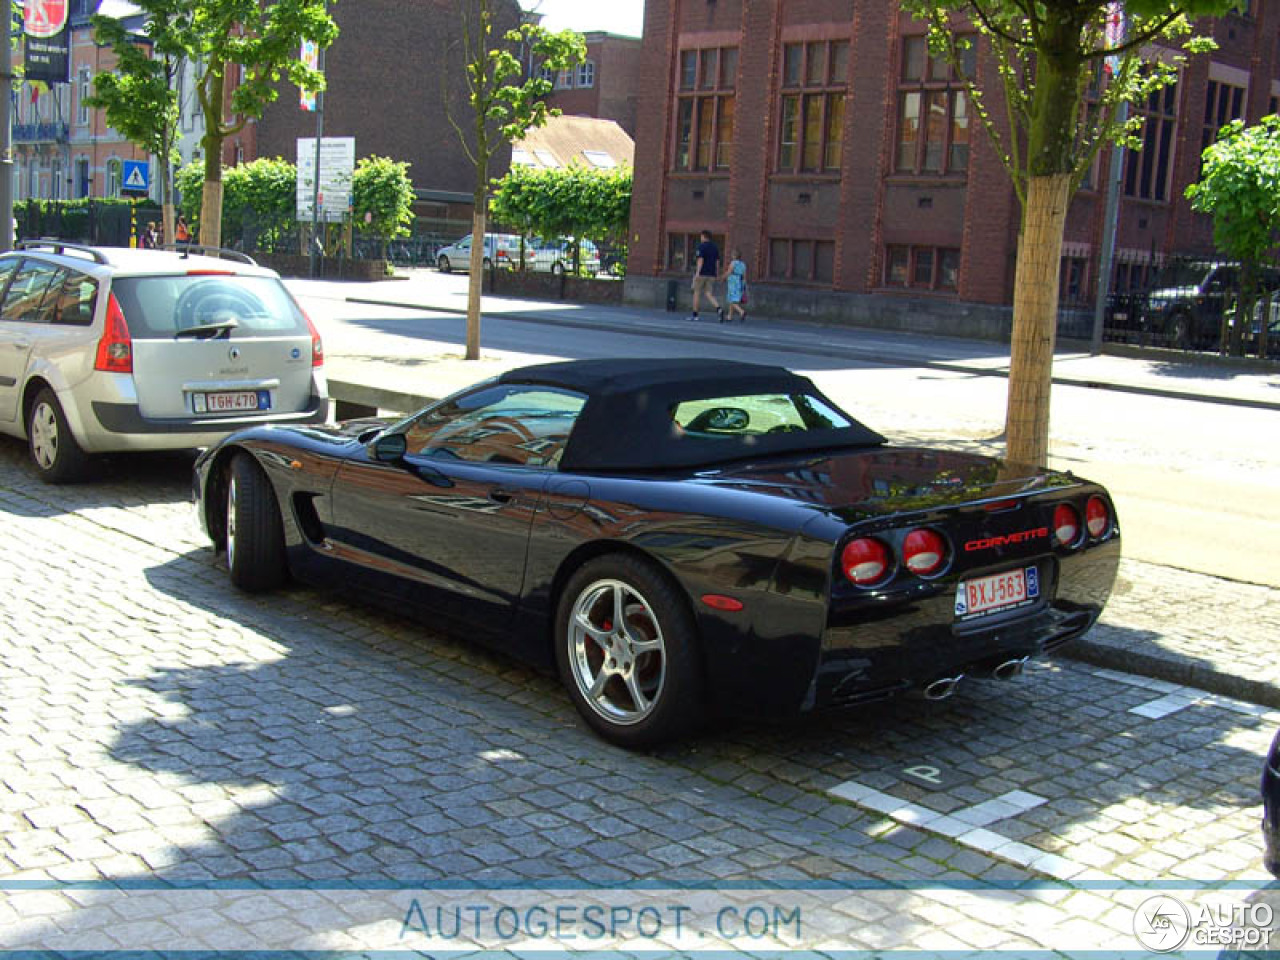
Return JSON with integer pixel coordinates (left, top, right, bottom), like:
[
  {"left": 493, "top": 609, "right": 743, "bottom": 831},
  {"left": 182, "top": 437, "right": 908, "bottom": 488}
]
[
  {"left": 435, "top": 233, "right": 520, "bottom": 273},
  {"left": 0, "top": 241, "right": 328, "bottom": 483},
  {"left": 522, "top": 237, "right": 601, "bottom": 276}
]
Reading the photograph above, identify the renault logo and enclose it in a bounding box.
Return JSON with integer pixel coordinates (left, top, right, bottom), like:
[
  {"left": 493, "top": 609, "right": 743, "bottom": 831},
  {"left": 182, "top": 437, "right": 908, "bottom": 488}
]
[{"left": 228, "top": 346, "right": 241, "bottom": 361}]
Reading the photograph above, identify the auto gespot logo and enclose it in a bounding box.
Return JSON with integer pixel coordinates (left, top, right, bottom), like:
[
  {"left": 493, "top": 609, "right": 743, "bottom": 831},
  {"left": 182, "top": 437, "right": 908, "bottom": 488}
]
[{"left": 964, "top": 527, "right": 1049, "bottom": 552}]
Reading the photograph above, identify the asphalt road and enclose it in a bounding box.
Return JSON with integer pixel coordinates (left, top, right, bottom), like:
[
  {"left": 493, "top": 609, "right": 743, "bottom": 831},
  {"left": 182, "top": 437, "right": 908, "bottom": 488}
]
[{"left": 292, "top": 273, "right": 1280, "bottom": 589}]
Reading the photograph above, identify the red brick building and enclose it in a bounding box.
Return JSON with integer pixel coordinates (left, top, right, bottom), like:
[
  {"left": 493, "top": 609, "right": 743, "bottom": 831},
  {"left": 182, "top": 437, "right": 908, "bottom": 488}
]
[
  {"left": 624, "top": 0, "right": 1280, "bottom": 337},
  {"left": 542, "top": 32, "right": 644, "bottom": 137},
  {"left": 243, "top": 0, "right": 524, "bottom": 239}
]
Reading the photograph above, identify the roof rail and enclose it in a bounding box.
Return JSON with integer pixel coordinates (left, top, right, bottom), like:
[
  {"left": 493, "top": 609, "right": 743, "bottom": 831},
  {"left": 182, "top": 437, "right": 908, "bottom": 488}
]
[
  {"left": 15, "top": 239, "right": 109, "bottom": 264},
  {"left": 162, "top": 242, "right": 258, "bottom": 266}
]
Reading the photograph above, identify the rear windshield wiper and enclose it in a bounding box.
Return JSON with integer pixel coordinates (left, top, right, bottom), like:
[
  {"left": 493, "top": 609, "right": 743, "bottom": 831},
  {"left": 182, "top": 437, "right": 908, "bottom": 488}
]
[{"left": 174, "top": 319, "right": 239, "bottom": 339}]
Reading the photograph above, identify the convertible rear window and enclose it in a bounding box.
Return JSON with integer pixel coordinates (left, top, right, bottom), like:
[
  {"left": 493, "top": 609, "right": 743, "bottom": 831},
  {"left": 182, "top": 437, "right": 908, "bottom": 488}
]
[
  {"left": 673, "top": 394, "right": 854, "bottom": 437},
  {"left": 109, "top": 275, "right": 307, "bottom": 338}
]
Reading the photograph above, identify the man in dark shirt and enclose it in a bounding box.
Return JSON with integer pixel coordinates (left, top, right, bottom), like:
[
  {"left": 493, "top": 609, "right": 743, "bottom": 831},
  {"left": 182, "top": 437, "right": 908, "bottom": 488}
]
[{"left": 690, "top": 230, "right": 723, "bottom": 321}]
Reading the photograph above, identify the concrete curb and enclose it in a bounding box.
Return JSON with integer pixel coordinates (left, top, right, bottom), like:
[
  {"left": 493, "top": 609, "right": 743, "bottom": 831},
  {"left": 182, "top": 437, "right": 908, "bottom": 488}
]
[
  {"left": 344, "top": 295, "right": 1280, "bottom": 412},
  {"left": 1062, "top": 641, "right": 1280, "bottom": 710}
]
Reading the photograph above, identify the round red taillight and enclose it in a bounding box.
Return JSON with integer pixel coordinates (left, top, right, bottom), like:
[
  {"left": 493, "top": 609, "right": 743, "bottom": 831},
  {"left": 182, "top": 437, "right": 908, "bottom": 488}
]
[
  {"left": 841, "top": 538, "right": 892, "bottom": 586},
  {"left": 1053, "top": 504, "right": 1081, "bottom": 547},
  {"left": 1086, "top": 496, "right": 1110, "bottom": 538},
  {"left": 902, "top": 528, "right": 947, "bottom": 576}
]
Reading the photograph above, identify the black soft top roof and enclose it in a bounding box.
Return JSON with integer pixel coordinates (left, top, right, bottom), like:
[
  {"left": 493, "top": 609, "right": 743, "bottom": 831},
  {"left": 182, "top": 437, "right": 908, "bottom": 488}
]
[{"left": 498, "top": 358, "right": 885, "bottom": 472}]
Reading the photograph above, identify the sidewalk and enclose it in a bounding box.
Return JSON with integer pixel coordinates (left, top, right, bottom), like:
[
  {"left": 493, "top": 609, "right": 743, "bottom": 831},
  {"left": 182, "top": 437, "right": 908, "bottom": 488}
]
[
  {"left": 299, "top": 270, "right": 1280, "bottom": 412},
  {"left": 296, "top": 273, "right": 1280, "bottom": 712}
]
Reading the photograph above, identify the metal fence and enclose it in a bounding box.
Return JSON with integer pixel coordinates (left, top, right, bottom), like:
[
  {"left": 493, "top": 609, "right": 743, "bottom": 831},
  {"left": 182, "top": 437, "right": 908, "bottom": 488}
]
[{"left": 1058, "top": 256, "right": 1280, "bottom": 359}]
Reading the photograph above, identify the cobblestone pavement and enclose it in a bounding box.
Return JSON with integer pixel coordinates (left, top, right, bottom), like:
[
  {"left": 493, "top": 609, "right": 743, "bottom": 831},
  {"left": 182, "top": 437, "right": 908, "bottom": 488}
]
[{"left": 1, "top": 439, "right": 1277, "bottom": 953}]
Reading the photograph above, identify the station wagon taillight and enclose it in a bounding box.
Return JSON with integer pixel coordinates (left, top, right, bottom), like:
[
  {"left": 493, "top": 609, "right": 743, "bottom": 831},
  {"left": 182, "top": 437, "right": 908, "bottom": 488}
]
[
  {"left": 303, "top": 309, "right": 324, "bottom": 367},
  {"left": 94, "top": 293, "right": 133, "bottom": 373},
  {"left": 1052, "top": 503, "right": 1081, "bottom": 547},
  {"left": 1086, "top": 496, "right": 1110, "bottom": 538},
  {"left": 842, "top": 537, "right": 891, "bottom": 587},
  {"left": 902, "top": 528, "right": 947, "bottom": 576}
]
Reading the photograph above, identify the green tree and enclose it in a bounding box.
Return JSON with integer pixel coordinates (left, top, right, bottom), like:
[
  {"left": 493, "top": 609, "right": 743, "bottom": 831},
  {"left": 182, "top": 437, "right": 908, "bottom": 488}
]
[
  {"left": 352, "top": 155, "right": 415, "bottom": 257},
  {"left": 1186, "top": 116, "right": 1280, "bottom": 357},
  {"left": 902, "top": 0, "right": 1238, "bottom": 467},
  {"left": 490, "top": 163, "right": 631, "bottom": 272},
  {"left": 88, "top": 3, "right": 182, "bottom": 242},
  {"left": 174, "top": 157, "right": 297, "bottom": 251},
  {"left": 118, "top": 0, "right": 336, "bottom": 249},
  {"left": 444, "top": 1, "right": 584, "bottom": 359}
]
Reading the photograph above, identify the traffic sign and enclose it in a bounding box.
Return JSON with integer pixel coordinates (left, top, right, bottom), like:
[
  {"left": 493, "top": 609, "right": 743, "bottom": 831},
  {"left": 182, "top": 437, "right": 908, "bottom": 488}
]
[{"left": 122, "top": 160, "right": 149, "bottom": 195}]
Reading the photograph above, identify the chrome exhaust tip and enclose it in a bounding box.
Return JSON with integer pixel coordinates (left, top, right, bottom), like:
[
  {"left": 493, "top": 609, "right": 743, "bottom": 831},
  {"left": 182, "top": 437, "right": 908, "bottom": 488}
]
[
  {"left": 923, "top": 675, "right": 964, "bottom": 701},
  {"left": 991, "top": 656, "right": 1029, "bottom": 681}
]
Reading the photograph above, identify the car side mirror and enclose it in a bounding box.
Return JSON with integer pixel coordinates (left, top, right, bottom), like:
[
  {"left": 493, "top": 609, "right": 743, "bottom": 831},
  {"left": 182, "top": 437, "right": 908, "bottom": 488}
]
[{"left": 371, "top": 432, "right": 407, "bottom": 462}]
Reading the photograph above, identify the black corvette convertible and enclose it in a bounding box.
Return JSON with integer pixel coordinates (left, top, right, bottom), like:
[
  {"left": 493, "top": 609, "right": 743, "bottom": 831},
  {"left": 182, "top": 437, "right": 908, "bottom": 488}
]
[{"left": 194, "top": 358, "right": 1120, "bottom": 747}]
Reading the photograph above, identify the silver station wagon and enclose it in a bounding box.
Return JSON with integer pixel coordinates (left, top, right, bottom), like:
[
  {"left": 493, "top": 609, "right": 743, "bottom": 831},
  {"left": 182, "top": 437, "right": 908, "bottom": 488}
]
[{"left": 0, "top": 241, "right": 328, "bottom": 482}]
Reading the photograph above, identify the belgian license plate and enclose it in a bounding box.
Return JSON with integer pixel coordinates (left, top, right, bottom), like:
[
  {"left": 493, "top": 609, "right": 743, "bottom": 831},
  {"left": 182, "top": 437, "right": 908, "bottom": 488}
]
[
  {"left": 955, "top": 566, "right": 1040, "bottom": 619},
  {"left": 193, "top": 390, "right": 270, "bottom": 414}
]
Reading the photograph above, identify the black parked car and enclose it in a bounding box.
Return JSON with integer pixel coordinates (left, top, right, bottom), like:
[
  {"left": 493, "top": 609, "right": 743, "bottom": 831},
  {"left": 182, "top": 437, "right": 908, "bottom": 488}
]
[
  {"left": 1266, "top": 729, "right": 1280, "bottom": 877},
  {"left": 194, "top": 359, "right": 1121, "bottom": 747},
  {"left": 1141, "top": 261, "right": 1280, "bottom": 350}
]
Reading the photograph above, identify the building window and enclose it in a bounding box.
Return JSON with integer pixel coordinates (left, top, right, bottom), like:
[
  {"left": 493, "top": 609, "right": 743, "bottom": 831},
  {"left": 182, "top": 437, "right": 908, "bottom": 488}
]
[
  {"left": 768, "top": 238, "right": 835, "bottom": 284},
  {"left": 106, "top": 159, "right": 122, "bottom": 197},
  {"left": 577, "top": 60, "right": 595, "bottom": 88},
  {"left": 555, "top": 69, "right": 573, "bottom": 90},
  {"left": 777, "top": 39, "right": 848, "bottom": 173},
  {"left": 76, "top": 69, "right": 91, "bottom": 125},
  {"left": 537, "top": 65, "right": 554, "bottom": 85},
  {"left": 895, "top": 35, "right": 973, "bottom": 175},
  {"left": 1124, "top": 79, "right": 1179, "bottom": 201},
  {"left": 666, "top": 232, "right": 725, "bottom": 273},
  {"left": 673, "top": 47, "right": 736, "bottom": 172},
  {"left": 1201, "top": 77, "right": 1245, "bottom": 162},
  {"left": 1059, "top": 256, "right": 1089, "bottom": 305},
  {"left": 884, "top": 244, "right": 960, "bottom": 290},
  {"left": 75, "top": 157, "right": 89, "bottom": 197}
]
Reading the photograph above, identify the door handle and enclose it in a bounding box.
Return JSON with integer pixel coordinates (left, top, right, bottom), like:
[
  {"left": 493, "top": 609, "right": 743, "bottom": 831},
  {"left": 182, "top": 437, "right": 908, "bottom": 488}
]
[{"left": 488, "top": 487, "right": 515, "bottom": 505}]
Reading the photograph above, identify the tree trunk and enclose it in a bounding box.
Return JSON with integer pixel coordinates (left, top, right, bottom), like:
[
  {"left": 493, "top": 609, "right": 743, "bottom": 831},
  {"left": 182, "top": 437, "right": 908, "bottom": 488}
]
[
  {"left": 199, "top": 71, "right": 225, "bottom": 249},
  {"left": 1004, "top": 173, "right": 1072, "bottom": 468},
  {"left": 466, "top": 203, "right": 485, "bottom": 360}
]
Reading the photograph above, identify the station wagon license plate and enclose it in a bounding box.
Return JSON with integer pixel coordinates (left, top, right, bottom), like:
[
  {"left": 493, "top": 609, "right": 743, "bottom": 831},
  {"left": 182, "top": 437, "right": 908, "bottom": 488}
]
[
  {"left": 193, "top": 390, "right": 270, "bottom": 414},
  {"left": 955, "top": 566, "right": 1039, "bottom": 619}
]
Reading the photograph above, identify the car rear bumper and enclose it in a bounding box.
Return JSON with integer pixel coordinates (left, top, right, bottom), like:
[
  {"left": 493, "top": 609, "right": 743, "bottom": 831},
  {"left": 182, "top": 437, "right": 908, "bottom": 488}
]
[
  {"left": 812, "top": 538, "right": 1121, "bottom": 708},
  {"left": 81, "top": 395, "right": 329, "bottom": 451}
]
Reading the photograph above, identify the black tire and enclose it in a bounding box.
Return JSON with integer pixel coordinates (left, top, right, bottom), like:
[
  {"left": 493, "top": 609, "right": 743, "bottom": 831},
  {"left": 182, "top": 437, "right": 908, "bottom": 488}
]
[
  {"left": 550, "top": 261, "right": 565, "bottom": 277},
  {"left": 437, "top": 255, "right": 451, "bottom": 273},
  {"left": 1165, "top": 311, "right": 1191, "bottom": 349},
  {"left": 554, "top": 554, "right": 702, "bottom": 748},
  {"left": 225, "top": 453, "right": 288, "bottom": 592},
  {"left": 27, "top": 387, "right": 90, "bottom": 484},
  {"left": 482, "top": 257, "right": 492, "bottom": 271}
]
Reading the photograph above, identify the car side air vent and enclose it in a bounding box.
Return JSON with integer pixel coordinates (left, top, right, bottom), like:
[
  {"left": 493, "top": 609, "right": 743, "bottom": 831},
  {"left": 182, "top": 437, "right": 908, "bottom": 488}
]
[{"left": 292, "top": 492, "right": 326, "bottom": 544}]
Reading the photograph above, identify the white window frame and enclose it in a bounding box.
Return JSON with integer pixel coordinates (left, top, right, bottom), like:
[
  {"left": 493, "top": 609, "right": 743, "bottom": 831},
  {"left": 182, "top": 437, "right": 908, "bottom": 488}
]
[
  {"left": 106, "top": 158, "right": 122, "bottom": 197},
  {"left": 77, "top": 69, "right": 92, "bottom": 126},
  {"left": 577, "top": 60, "right": 596, "bottom": 88}
]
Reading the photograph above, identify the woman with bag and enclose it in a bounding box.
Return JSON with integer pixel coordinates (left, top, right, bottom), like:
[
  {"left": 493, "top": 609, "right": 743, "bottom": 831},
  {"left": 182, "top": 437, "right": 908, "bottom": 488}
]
[{"left": 722, "top": 248, "right": 748, "bottom": 323}]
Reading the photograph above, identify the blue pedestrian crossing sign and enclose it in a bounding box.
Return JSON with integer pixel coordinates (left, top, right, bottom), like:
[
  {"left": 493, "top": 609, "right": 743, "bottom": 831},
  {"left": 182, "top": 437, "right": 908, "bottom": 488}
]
[{"left": 121, "top": 160, "right": 149, "bottom": 195}]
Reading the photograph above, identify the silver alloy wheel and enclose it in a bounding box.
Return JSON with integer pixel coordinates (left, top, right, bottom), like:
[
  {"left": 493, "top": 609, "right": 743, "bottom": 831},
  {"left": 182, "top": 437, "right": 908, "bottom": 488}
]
[
  {"left": 567, "top": 578, "right": 667, "bottom": 725},
  {"left": 225, "top": 473, "right": 238, "bottom": 569},
  {"left": 29, "top": 401, "right": 59, "bottom": 470}
]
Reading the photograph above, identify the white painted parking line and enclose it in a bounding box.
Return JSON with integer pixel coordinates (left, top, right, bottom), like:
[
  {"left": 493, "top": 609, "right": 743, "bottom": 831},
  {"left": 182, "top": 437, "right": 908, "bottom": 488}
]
[{"left": 1128, "top": 692, "right": 1202, "bottom": 719}]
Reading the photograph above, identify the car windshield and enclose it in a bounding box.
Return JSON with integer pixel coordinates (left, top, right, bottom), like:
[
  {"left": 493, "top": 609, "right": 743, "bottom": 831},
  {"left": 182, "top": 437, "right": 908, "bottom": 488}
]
[
  {"left": 110, "top": 275, "right": 307, "bottom": 338},
  {"left": 1151, "top": 262, "right": 1217, "bottom": 290},
  {"left": 672, "top": 393, "right": 855, "bottom": 437}
]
